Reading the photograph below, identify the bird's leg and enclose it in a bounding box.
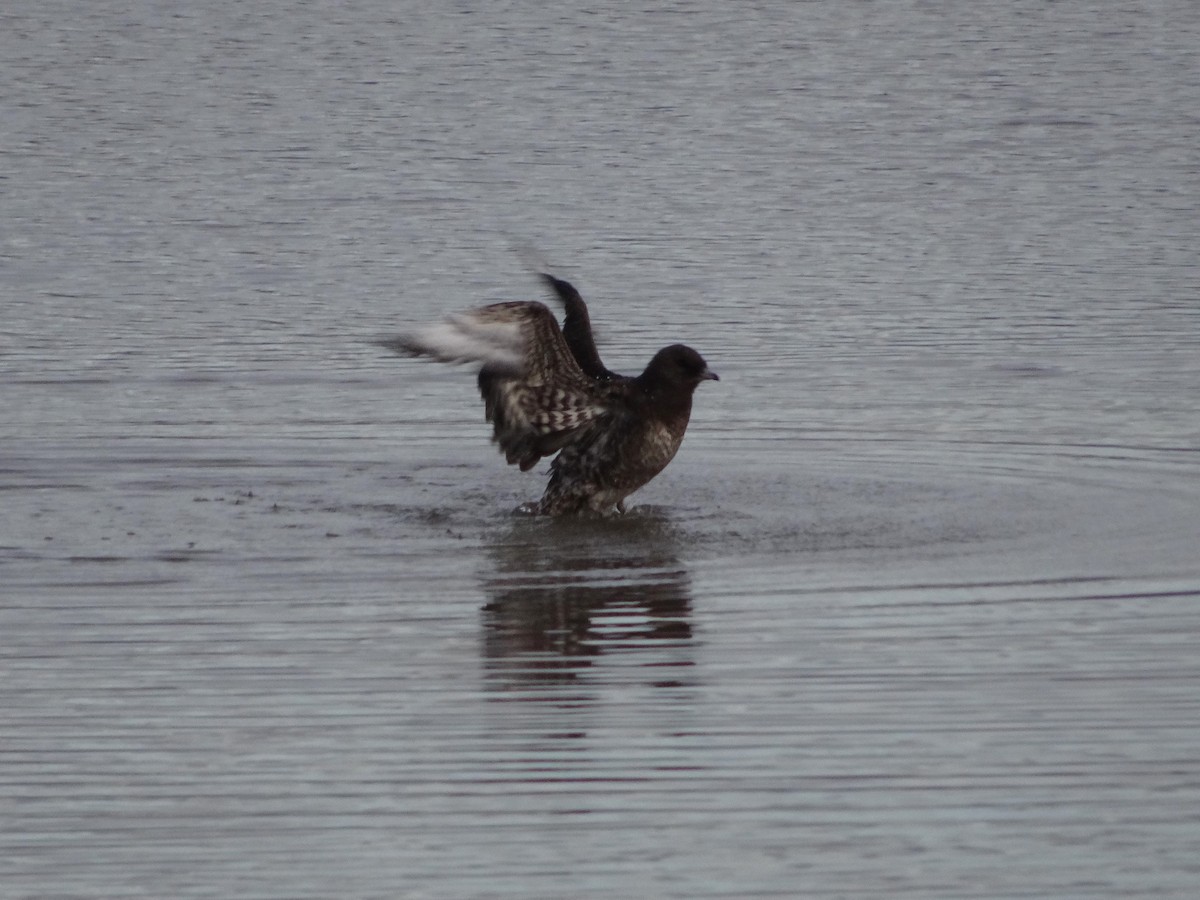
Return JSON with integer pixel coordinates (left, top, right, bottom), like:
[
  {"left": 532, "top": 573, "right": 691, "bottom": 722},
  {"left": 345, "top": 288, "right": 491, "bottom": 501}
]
[{"left": 615, "top": 499, "right": 627, "bottom": 515}]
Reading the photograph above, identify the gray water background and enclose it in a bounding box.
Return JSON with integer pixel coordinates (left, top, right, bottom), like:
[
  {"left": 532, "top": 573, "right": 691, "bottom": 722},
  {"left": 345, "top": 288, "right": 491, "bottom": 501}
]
[{"left": 3, "top": 1, "right": 1199, "bottom": 897}]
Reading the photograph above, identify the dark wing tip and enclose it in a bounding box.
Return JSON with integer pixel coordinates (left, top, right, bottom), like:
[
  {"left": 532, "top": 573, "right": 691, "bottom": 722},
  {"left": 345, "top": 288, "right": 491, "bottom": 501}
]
[
  {"left": 538, "top": 273, "right": 622, "bottom": 382},
  {"left": 539, "top": 272, "right": 585, "bottom": 308}
]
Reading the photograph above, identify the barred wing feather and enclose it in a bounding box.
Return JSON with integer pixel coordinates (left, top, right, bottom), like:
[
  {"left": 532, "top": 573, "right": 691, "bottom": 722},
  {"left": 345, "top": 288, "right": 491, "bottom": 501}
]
[{"left": 386, "top": 301, "right": 612, "bottom": 472}]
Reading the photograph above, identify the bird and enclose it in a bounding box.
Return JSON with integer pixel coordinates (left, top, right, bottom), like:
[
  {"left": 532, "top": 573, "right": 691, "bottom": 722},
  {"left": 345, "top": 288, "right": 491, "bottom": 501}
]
[{"left": 379, "top": 273, "right": 718, "bottom": 516}]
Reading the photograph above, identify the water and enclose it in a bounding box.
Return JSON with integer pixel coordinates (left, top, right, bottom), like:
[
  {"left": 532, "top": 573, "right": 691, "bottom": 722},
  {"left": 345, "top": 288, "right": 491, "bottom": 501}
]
[{"left": 3, "top": 1, "right": 1199, "bottom": 897}]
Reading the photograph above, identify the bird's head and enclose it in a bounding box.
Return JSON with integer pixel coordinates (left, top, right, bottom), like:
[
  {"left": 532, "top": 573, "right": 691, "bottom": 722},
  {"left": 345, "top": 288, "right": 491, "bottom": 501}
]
[{"left": 645, "top": 344, "right": 719, "bottom": 390}]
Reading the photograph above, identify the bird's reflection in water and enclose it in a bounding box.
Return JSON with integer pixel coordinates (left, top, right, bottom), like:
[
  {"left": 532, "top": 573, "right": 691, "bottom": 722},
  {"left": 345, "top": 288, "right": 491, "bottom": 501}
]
[{"left": 481, "top": 509, "right": 694, "bottom": 689}]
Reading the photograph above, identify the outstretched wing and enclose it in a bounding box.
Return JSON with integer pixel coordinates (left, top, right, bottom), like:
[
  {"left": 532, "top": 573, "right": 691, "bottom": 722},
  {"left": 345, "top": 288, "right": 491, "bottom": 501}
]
[
  {"left": 381, "top": 301, "right": 614, "bottom": 471},
  {"left": 539, "top": 273, "right": 619, "bottom": 381}
]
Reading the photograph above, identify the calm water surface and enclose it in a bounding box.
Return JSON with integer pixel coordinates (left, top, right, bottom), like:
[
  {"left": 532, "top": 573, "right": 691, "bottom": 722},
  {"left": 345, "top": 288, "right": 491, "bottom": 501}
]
[{"left": 3, "top": 2, "right": 1199, "bottom": 897}]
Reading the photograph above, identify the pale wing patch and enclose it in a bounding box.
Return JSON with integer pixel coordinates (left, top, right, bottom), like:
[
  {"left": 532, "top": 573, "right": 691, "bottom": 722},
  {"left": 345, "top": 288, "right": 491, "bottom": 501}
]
[{"left": 396, "top": 314, "right": 525, "bottom": 372}]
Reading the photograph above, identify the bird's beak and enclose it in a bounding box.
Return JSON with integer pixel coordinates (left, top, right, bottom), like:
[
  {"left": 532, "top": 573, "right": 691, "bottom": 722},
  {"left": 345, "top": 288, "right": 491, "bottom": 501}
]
[{"left": 702, "top": 368, "right": 719, "bottom": 382}]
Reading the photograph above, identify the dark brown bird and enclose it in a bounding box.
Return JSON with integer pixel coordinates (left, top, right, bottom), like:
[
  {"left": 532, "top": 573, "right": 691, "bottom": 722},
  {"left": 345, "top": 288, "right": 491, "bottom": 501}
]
[{"left": 380, "top": 274, "right": 718, "bottom": 516}]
